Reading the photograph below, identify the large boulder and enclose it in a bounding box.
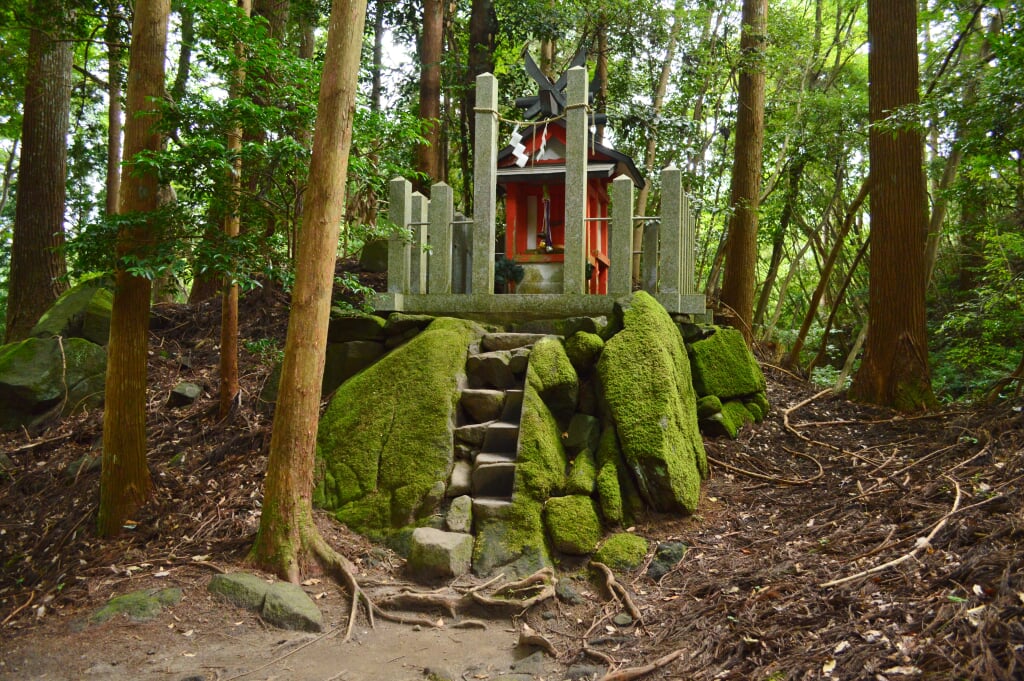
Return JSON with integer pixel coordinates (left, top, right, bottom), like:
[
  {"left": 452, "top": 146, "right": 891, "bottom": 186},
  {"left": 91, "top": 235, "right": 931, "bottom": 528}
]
[
  {"left": 526, "top": 336, "right": 578, "bottom": 424},
  {"left": 0, "top": 337, "right": 107, "bottom": 430},
  {"left": 30, "top": 275, "right": 113, "bottom": 346},
  {"left": 687, "top": 326, "right": 766, "bottom": 400},
  {"left": 314, "top": 318, "right": 483, "bottom": 540},
  {"left": 596, "top": 292, "right": 709, "bottom": 514}
]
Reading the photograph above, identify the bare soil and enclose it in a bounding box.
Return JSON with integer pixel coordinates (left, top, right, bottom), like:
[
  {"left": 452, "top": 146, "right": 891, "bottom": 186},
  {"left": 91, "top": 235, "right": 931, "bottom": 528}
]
[{"left": 2, "top": 275, "right": 1023, "bottom": 680}]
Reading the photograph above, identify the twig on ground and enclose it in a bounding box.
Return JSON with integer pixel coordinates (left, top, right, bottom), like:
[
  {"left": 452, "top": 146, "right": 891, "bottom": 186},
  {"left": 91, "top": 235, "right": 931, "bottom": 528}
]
[
  {"left": 707, "top": 446, "right": 822, "bottom": 485},
  {"left": 1, "top": 590, "right": 35, "bottom": 626},
  {"left": 821, "top": 477, "right": 963, "bottom": 588},
  {"left": 597, "top": 648, "right": 687, "bottom": 681}
]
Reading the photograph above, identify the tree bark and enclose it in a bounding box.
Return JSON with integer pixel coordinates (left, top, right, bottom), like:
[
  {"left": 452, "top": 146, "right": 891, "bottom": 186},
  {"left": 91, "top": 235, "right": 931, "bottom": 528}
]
[
  {"left": 415, "top": 0, "right": 443, "bottom": 191},
  {"left": 98, "top": 0, "right": 171, "bottom": 537},
  {"left": 249, "top": 0, "right": 367, "bottom": 581},
  {"left": 219, "top": 0, "right": 254, "bottom": 419},
  {"left": 106, "top": 0, "right": 123, "bottom": 217},
  {"left": 719, "top": 0, "right": 767, "bottom": 345},
  {"left": 5, "top": 0, "right": 73, "bottom": 343},
  {"left": 849, "top": 0, "right": 936, "bottom": 412},
  {"left": 371, "top": 0, "right": 384, "bottom": 113}
]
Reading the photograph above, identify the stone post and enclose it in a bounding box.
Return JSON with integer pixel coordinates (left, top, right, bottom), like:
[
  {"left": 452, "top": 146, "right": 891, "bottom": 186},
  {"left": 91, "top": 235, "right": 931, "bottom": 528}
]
[
  {"left": 388, "top": 177, "right": 412, "bottom": 294},
  {"left": 681, "top": 190, "right": 695, "bottom": 295},
  {"left": 563, "top": 66, "right": 588, "bottom": 295},
  {"left": 659, "top": 166, "right": 682, "bottom": 294},
  {"left": 453, "top": 212, "right": 471, "bottom": 294},
  {"left": 473, "top": 73, "right": 498, "bottom": 295},
  {"left": 410, "top": 191, "right": 428, "bottom": 294},
  {"left": 641, "top": 221, "right": 658, "bottom": 293},
  {"left": 610, "top": 176, "right": 633, "bottom": 296},
  {"left": 428, "top": 182, "right": 454, "bottom": 294}
]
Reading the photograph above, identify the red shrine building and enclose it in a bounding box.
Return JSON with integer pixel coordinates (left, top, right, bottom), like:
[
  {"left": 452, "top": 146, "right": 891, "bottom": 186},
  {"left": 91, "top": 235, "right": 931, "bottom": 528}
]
[{"left": 495, "top": 52, "right": 645, "bottom": 295}]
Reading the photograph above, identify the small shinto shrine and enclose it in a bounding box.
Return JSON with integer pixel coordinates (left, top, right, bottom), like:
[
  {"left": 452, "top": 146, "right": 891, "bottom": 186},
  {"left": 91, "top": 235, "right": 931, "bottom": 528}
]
[
  {"left": 371, "top": 52, "right": 705, "bottom": 320},
  {"left": 497, "top": 52, "right": 644, "bottom": 295}
]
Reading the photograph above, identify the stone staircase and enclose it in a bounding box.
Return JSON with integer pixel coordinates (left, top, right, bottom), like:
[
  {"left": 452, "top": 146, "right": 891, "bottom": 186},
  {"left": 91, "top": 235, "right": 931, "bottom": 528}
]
[{"left": 450, "top": 333, "right": 549, "bottom": 532}]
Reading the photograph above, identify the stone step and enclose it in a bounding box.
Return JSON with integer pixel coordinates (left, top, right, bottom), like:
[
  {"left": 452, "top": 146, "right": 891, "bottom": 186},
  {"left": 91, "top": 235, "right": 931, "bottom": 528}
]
[
  {"left": 471, "top": 460, "right": 516, "bottom": 498},
  {"left": 460, "top": 388, "right": 505, "bottom": 423},
  {"left": 454, "top": 421, "right": 491, "bottom": 447},
  {"left": 472, "top": 497, "right": 513, "bottom": 522},
  {"left": 475, "top": 452, "right": 516, "bottom": 466},
  {"left": 481, "top": 333, "right": 550, "bottom": 352},
  {"left": 502, "top": 389, "right": 524, "bottom": 422},
  {"left": 466, "top": 350, "right": 516, "bottom": 389},
  {"left": 482, "top": 421, "right": 519, "bottom": 454}
]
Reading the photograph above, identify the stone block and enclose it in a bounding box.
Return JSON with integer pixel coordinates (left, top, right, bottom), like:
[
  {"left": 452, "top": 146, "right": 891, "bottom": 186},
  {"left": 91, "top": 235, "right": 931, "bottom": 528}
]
[{"left": 408, "top": 527, "right": 474, "bottom": 579}]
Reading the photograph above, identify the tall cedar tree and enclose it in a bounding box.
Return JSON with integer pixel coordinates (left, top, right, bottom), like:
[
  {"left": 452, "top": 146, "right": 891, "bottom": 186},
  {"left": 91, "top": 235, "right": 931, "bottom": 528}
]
[
  {"left": 5, "top": 0, "right": 73, "bottom": 343},
  {"left": 849, "top": 0, "right": 936, "bottom": 411},
  {"left": 416, "top": 0, "right": 443, "bottom": 190},
  {"left": 249, "top": 0, "right": 369, "bottom": 591},
  {"left": 719, "top": 0, "right": 767, "bottom": 345},
  {"left": 98, "top": 0, "right": 171, "bottom": 537}
]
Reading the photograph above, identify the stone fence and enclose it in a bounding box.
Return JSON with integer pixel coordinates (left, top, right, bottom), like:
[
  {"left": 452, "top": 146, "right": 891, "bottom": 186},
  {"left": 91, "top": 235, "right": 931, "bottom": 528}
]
[{"left": 370, "top": 68, "right": 706, "bottom": 319}]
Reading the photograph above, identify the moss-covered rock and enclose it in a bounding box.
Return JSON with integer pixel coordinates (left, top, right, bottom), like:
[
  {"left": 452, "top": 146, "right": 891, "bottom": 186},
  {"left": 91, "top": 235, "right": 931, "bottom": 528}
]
[
  {"left": 696, "top": 395, "right": 723, "bottom": 419},
  {"left": 30, "top": 274, "right": 113, "bottom": 346},
  {"left": 594, "top": 427, "right": 624, "bottom": 525},
  {"left": 744, "top": 400, "right": 764, "bottom": 422},
  {"left": 527, "top": 336, "right": 578, "bottom": 424},
  {"left": 750, "top": 391, "right": 770, "bottom": 418},
  {"left": 566, "top": 448, "right": 597, "bottom": 495},
  {"left": 0, "top": 337, "right": 107, "bottom": 430},
  {"left": 473, "top": 497, "right": 551, "bottom": 577},
  {"left": 687, "top": 326, "right": 766, "bottom": 399},
  {"left": 596, "top": 292, "right": 709, "bottom": 514},
  {"left": 91, "top": 587, "right": 182, "bottom": 623},
  {"left": 704, "top": 400, "right": 756, "bottom": 439},
  {"left": 593, "top": 533, "right": 648, "bottom": 570},
  {"left": 327, "top": 309, "right": 387, "bottom": 343},
  {"left": 315, "top": 318, "right": 483, "bottom": 539},
  {"left": 544, "top": 495, "right": 602, "bottom": 555},
  {"left": 564, "top": 332, "right": 604, "bottom": 375},
  {"left": 516, "top": 369, "right": 569, "bottom": 502}
]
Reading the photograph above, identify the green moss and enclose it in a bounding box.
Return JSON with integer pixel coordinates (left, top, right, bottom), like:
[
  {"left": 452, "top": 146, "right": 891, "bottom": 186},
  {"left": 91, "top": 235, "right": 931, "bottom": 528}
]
[
  {"left": 687, "top": 326, "right": 766, "bottom": 399},
  {"left": 564, "top": 331, "right": 604, "bottom": 375},
  {"left": 593, "top": 533, "right": 648, "bottom": 570},
  {"left": 514, "top": 375, "right": 568, "bottom": 501},
  {"left": 315, "top": 318, "right": 485, "bottom": 538},
  {"left": 595, "top": 427, "right": 624, "bottom": 525},
  {"left": 91, "top": 588, "right": 182, "bottom": 623},
  {"left": 526, "top": 336, "right": 578, "bottom": 423},
  {"left": 566, "top": 448, "right": 597, "bottom": 495},
  {"left": 696, "top": 395, "right": 723, "bottom": 419},
  {"left": 473, "top": 496, "right": 551, "bottom": 577},
  {"left": 596, "top": 292, "right": 709, "bottom": 514},
  {"left": 544, "top": 495, "right": 602, "bottom": 555},
  {"left": 709, "top": 400, "right": 755, "bottom": 439},
  {"left": 744, "top": 400, "right": 764, "bottom": 422},
  {"left": 750, "top": 391, "right": 770, "bottom": 417}
]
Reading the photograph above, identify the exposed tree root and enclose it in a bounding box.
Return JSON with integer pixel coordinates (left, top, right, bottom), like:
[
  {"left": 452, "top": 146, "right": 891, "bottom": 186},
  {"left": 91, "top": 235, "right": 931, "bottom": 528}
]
[
  {"left": 598, "top": 648, "right": 687, "bottom": 681},
  {"left": 374, "top": 567, "right": 557, "bottom": 618},
  {"left": 519, "top": 622, "right": 559, "bottom": 657},
  {"left": 305, "top": 527, "right": 375, "bottom": 641},
  {"left": 591, "top": 562, "right": 642, "bottom": 622}
]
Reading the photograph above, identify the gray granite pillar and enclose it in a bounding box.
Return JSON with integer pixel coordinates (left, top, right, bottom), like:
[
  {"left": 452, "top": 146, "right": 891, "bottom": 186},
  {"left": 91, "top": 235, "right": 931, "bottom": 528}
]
[
  {"left": 659, "top": 166, "right": 682, "bottom": 294},
  {"left": 473, "top": 73, "right": 498, "bottom": 295},
  {"left": 610, "top": 176, "right": 633, "bottom": 296},
  {"left": 681, "top": 190, "right": 695, "bottom": 295},
  {"left": 641, "top": 220, "right": 658, "bottom": 293},
  {"left": 410, "top": 191, "right": 428, "bottom": 294},
  {"left": 428, "top": 182, "right": 454, "bottom": 294},
  {"left": 388, "top": 177, "right": 412, "bottom": 294},
  {"left": 563, "top": 66, "right": 588, "bottom": 295}
]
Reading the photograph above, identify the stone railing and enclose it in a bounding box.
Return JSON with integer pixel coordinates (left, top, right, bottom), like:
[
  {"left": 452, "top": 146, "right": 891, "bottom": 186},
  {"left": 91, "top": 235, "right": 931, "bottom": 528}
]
[{"left": 371, "top": 68, "right": 705, "bottom": 319}]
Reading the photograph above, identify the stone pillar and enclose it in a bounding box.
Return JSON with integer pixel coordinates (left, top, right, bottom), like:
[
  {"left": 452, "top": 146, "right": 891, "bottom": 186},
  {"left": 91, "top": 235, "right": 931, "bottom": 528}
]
[
  {"left": 610, "top": 176, "right": 633, "bottom": 296},
  {"left": 641, "top": 221, "right": 658, "bottom": 293},
  {"left": 388, "top": 177, "right": 412, "bottom": 294},
  {"left": 681, "top": 190, "right": 695, "bottom": 295},
  {"left": 410, "top": 191, "right": 428, "bottom": 294},
  {"left": 563, "top": 66, "right": 588, "bottom": 295},
  {"left": 659, "top": 166, "right": 682, "bottom": 294},
  {"left": 453, "top": 212, "right": 471, "bottom": 294},
  {"left": 428, "top": 182, "right": 454, "bottom": 294},
  {"left": 473, "top": 73, "right": 498, "bottom": 295}
]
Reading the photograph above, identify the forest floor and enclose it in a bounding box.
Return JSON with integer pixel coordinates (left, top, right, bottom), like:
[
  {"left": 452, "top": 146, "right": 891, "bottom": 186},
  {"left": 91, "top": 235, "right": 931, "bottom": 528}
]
[{"left": 1, "top": 268, "right": 1023, "bottom": 680}]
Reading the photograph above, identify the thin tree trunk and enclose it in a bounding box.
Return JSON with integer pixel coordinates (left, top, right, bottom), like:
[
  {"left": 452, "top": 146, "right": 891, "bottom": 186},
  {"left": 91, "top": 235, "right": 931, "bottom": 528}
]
[
  {"left": 753, "top": 157, "right": 804, "bottom": 330},
  {"left": 594, "top": 25, "right": 608, "bottom": 145},
  {"left": 5, "top": 0, "right": 73, "bottom": 343},
  {"left": 764, "top": 239, "right": 812, "bottom": 337},
  {"left": 371, "top": 0, "right": 384, "bottom": 113},
  {"left": 0, "top": 138, "right": 18, "bottom": 219},
  {"left": 719, "top": 0, "right": 767, "bottom": 345},
  {"left": 806, "top": 233, "right": 869, "bottom": 376},
  {"left": 98, "top": 0, "right": 170, "bottom": 537},
  {"left": 784, "top": 179, "right": 867, "bottom": 369},
  {"left": 106, "top": 1, "right": 123, "bottom": 216},
  {"left": 219, "top": 0, "right": 254, "bottom": 419},
  {"left": 850, "top": 0, "right": 935, "bottom": 412},
  {"left": 249, "top": 0, "right": 367, "bottom": 581}
]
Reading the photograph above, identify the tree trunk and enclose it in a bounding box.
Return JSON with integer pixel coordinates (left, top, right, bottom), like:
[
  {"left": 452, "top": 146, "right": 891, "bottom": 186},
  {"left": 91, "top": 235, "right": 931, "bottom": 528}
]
[
  {"left": 806, "top": 233, "right": 869, "bottom": 376},
  {"left": 461, "top": 0, "right": 496, "bottom": 214},
  {"left": 849, "top": 0, "right": 935, "bottom": 412},
  {"left": 415, "top": 0, "right": 443, "bottom": 191},
  {"left": 249, "top": 0, "right": 367, "bottom": 581},
  {"left": 5, "top": 0, "right": 73, "bottom": 343},
  {"left": 106, "top": 0, "right": 123, "bottom": 216},
  {"left": 371, "top": 0, "right": 384, "bottom": 113},
  {"left": 98, "top": 0, "right": 171, "bottom": 537},
  {"left": 718, "top": 0, "right": 767, "bottom": 345},
  {"left": 219, "top": 0, "right": 254, "bottom": 419},
  {"left": 0, "top": 139, "right": 18, "bottom": 222},
  {"left": 753, "top": 157, "right": 804, "bottom": 331}
]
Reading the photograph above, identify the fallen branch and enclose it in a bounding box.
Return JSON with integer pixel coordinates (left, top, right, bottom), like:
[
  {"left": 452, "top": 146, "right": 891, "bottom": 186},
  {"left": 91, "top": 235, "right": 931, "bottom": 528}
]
[
  {"left": 591, "top": 562, "right": 642, "bottom": 622},
  {"left": 707, "top": 446, "right": 822, "bottom": 485},
  {"left": 598, "top": 647, "right": 686, "bottom": 681},
  {"left": 821, "top": 477, "right": 962, "bottom": 588},
  {"left": 1, "top": 590, "right": 35, "bottom": 626}
]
